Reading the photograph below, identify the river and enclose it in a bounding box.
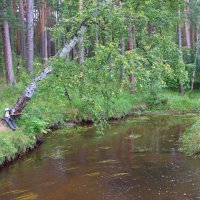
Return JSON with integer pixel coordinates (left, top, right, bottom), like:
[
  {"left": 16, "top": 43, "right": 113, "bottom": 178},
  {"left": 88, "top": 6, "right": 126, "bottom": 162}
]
[{"left": 0, "top": 114, "right": 200, "bottom": 200}]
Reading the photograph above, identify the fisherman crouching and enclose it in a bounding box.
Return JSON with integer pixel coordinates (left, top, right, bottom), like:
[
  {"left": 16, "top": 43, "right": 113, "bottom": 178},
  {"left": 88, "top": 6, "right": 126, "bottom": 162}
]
[{"left": 3, "top": 108, "right": 17, "bottom": 131}]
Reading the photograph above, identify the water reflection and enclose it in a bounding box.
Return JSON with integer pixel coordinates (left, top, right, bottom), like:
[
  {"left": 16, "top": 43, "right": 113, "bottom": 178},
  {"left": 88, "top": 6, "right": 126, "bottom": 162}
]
[{"left": 0, "top": 114, "right": 200, "bottom": 200}]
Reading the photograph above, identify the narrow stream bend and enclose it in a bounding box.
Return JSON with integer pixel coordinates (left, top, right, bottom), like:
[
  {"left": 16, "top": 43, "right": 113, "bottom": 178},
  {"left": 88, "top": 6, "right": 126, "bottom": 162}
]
[{"left": 0, "top": 114, "right": 200, "bottom": 200}]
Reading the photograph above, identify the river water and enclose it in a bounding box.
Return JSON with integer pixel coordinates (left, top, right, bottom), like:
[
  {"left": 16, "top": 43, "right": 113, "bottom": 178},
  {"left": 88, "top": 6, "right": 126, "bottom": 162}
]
[{"left": 0, "top": 114, "right": 200, "bottom": 200}]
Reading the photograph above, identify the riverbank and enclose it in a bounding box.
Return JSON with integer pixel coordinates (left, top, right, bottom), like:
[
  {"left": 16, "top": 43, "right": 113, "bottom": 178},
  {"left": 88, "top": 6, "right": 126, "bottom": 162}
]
[
  {"left": 179, "top": 118, "right": 200, "bottom": 156},
  {"left": 1, "top": 86, "right": 200, "bottom": 166},
  {"left": 0, "top": 109, "right": 199, "bottom": 168}
]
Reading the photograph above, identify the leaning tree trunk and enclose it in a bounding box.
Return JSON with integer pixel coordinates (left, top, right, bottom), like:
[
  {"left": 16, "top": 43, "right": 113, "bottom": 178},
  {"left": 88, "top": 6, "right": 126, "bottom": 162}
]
[{"left": 11, "top": 22, "right": 87, "bottom": 116}]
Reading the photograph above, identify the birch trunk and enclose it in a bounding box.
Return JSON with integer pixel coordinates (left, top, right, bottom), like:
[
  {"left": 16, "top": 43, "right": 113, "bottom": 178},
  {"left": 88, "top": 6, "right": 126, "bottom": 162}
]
[{"left": 11, "top": 23, "right": 86, "bottom": 116}]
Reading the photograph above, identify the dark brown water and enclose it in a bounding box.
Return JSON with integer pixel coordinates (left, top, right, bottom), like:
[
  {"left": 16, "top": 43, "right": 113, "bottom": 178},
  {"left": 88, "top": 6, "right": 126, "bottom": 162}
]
[{"left": 0, "top": 114, "right": 200, "bottom": 200}]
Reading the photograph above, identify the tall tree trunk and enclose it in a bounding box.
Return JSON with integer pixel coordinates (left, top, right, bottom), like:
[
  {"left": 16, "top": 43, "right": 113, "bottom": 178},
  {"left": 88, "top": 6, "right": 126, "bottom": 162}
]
[
  {"left": 191, "top": 26, "right": 195, "bottom": 47},
  {"left": 120, "top": 34, "right": 125, "bottom": 80},
  {"left": 27, "top": 0, "right": 34, "bottom": 72},
  {"left": 16, "top": 30, "right": 21, "bottom": 55},
  {"left": 47, "top": 7, "right": 52, "bottom": 58},
  {"left": 10, "top": 0, "right": 15, "bottom": 52},
  {"left": 128, "top": 26, "right": 134, "bottom": 50},
  {"left": 47, "top": 32, "right": 51, "bottom": 57},
  {"left": 40, "top": 0, "right": 48, "bottom": 64},
  {"left": 119, "top": 0, "right": 125, "bottom": 80},
  {"left": 184, "top": 0, "right": 191, "bottom": 49},
  {"left": 35, "top": 22, "right": 40, "bottom": 54},
  {"left": 2, "top": 5, "right": 16, "bottom": 86},
  {"left": 178, "top": 7, "right": 184, "bottom": 95},
  {"left": 78, "top": 0, "right": 84, "bottom": 64},
  {"left": 95, "top": 0, "right": 99, "bottom": 45},
  {"left": 19, "top": 0, "right": 26, "bottom": 60},
  {"left": 191, "top": 26, "right": 199, "bottom": 91},
  {"left": 128, "top": 24, "right": 135, "bottom": 94}
]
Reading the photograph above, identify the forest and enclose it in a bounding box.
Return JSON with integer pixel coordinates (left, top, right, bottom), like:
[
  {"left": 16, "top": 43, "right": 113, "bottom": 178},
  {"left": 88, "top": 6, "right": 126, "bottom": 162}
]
[{"left": 0, "top": 0, "right": 200, "bottom": 185}]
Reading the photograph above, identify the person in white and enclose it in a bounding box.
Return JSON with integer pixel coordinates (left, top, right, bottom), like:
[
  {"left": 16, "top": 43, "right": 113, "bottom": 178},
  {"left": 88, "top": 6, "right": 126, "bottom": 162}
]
[{"left": 4, "top": 108, "right": 17, "bottom": 130}]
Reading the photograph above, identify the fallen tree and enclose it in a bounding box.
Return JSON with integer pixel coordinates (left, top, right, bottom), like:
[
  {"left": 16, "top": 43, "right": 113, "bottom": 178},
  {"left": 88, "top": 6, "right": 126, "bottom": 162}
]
[{"left": 10, "top": 21, "right": 87, "bottom": 116}]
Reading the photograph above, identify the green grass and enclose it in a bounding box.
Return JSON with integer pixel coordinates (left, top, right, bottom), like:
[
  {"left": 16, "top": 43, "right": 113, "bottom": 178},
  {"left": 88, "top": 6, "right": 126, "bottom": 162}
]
[
  {"left": 0, "top": 85, "right": 22, "bottom": 112},
  {"left": 0, "top": 130, "right": 36, "bottom": 165},
  {"left": 153, "top": 90, "right": 200, "bottom": 111},
  {"left": 179, "top": 118, "right": 200, "bottom": 156}
]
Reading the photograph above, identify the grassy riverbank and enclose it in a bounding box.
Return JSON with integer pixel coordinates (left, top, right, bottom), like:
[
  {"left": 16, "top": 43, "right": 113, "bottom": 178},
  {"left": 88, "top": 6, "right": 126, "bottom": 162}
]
[
  {"left": 0, "top": 130, "right": 36, "bottom": 165},
  {"left": 149, "top": 90, "right": 200, "bottom": 111},
  {"left": 1, "top": 80, "right": 200, "bottom": 165},
  {"left": 0, "top": 81, "right": 137, "bottom": 165},
  {"left": 179, "top": 119, "right": 200, "bottom": 156}
]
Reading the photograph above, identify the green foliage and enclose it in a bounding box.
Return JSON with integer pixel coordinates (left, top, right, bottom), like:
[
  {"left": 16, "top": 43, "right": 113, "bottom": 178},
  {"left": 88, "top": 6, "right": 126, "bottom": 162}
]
[
  {"left": 143, "top": 92, "right": 168, "bottom": 109},
  {"left": 18, "top": 115, "right": 48, "bottom": 134},
  {"left": 158, "top": 90, "right": 200, "bottom": 111}
]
